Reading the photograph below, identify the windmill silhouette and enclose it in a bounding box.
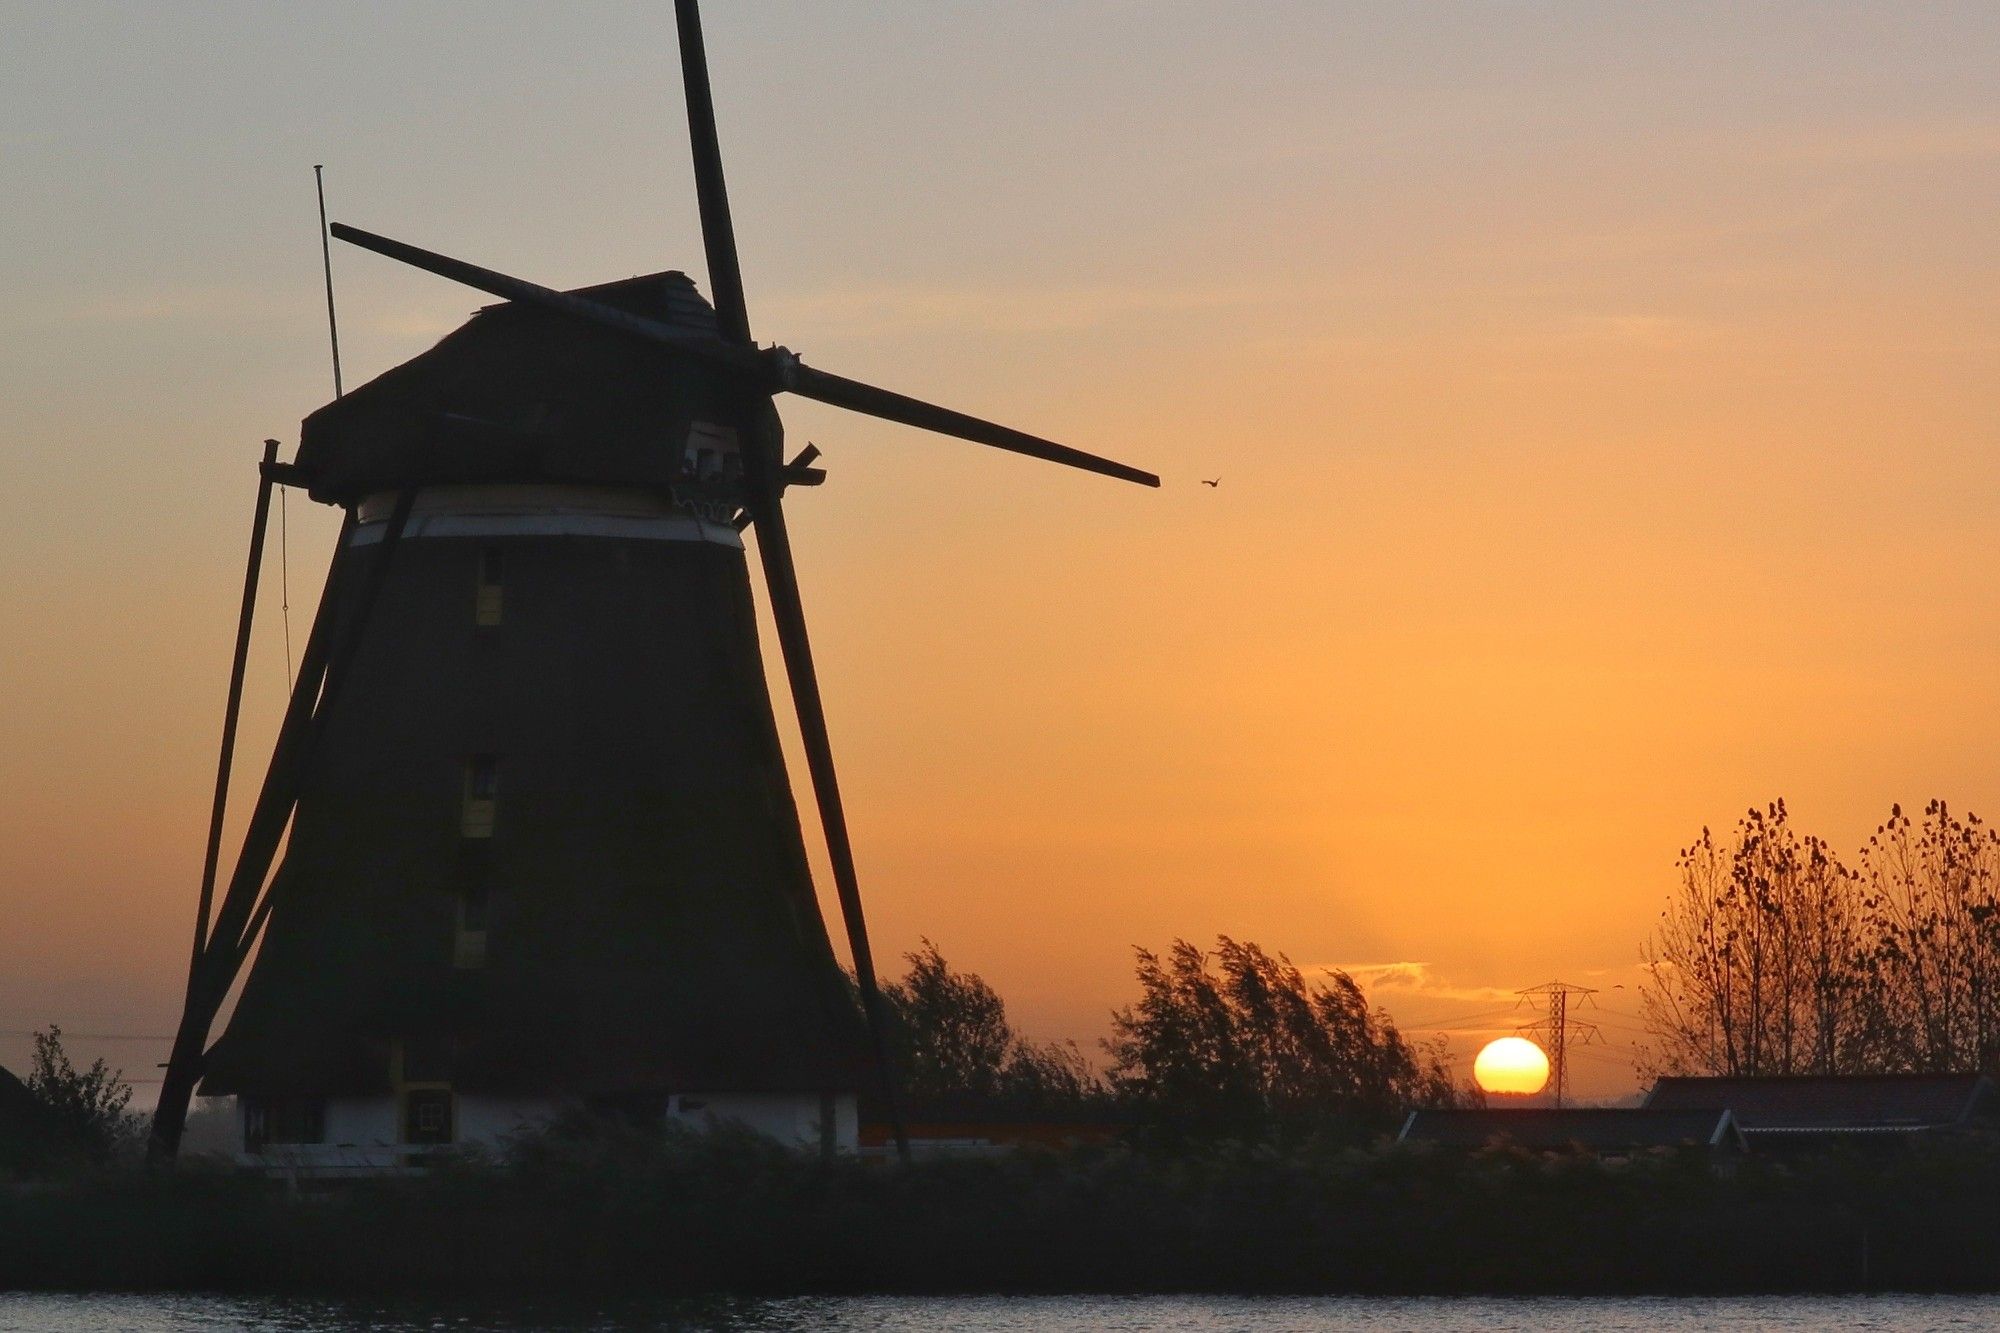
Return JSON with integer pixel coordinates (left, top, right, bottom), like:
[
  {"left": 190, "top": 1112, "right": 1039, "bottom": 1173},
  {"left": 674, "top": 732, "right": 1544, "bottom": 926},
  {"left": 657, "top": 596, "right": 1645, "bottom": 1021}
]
[{"left": 149, "top": 0, "right": 1156, "bottom": 1165}]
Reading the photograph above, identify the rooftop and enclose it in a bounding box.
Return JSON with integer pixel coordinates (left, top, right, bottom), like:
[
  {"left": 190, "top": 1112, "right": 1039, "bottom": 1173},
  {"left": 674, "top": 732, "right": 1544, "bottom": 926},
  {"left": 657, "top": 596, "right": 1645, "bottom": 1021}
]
[
  {"left": 1644, "top": 1073, "right": 1993, "bottom": 1132},
  {"left": 1399, "top": 1106, "right": 1744, "bottom": 1152}
]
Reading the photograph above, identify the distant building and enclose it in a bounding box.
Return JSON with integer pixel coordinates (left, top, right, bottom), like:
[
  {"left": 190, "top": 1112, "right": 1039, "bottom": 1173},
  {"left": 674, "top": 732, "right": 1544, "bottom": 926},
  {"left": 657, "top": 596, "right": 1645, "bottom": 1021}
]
[
  {"left": 1398, "top": 1106, "right": 1746, "bottom": 1156},
  {"left": 1644, "top": 1073, "right": 1997, "bottom": 1149},
  {"left": 858, "top": 1119, "right": 1125, "bottom": 1159},
  {"left": 858, "top": 1096, "right": 1130, "bottom": 1159}
]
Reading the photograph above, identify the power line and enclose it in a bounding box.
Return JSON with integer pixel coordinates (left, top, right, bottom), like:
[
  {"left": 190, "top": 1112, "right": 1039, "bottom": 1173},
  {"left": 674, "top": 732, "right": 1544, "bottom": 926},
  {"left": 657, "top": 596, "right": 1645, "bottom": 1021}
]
[
  {"left": 0, "top": 1029, "right": 173, "bottom": 1042},
  {"left": 1566, "top": 1047, "right": 1636, "bottom": 1065},
  {"left": 1393, "top": 1004, "right": 1526, "bottom": 1032}
]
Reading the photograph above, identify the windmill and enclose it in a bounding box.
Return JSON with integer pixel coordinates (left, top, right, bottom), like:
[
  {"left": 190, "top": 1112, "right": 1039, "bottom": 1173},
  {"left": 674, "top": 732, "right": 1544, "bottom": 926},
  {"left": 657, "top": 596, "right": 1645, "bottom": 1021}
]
[{"left": 148, "top": 1, "right": 1157, "bottom": 1165}]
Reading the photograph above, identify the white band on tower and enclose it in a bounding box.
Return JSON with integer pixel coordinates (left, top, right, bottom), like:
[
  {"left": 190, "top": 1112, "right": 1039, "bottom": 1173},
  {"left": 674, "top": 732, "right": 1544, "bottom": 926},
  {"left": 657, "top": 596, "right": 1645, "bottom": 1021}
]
[{"left": 348, "top": 484, "right": 743, "bottom": 548}]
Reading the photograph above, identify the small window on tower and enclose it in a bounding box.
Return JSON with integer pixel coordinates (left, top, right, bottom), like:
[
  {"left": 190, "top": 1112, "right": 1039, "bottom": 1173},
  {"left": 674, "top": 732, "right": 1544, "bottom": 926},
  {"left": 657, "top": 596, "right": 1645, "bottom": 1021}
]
[
  {"left": 460, "top": 879, "right": 489, "bottom": 932},
  {"left": 403, "top": 1088, "right": 454, "bottom": 1145},
  {"left": 455, "top": 868, "right": 490, "bottom": 970},
  {"left": 462, "top": 755, "right": 498, "bottom": 838},
  {"left": 474, "top": 547, "right": 503, "bottom": 627}
]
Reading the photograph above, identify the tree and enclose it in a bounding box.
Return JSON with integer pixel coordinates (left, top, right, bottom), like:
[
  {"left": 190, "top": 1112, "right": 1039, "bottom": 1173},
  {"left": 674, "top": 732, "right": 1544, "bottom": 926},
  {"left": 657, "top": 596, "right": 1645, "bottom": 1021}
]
[
  {"left": 1640, "top": 802, "right": 1867, "bottom": 1077},
  {"left": 878, "top": 940, "right": 1105, "bottom": 1112},
  {"left": 1104, "top": 937, "right": 1460, "bottom": 1139},
  {"left": 1857, "top": 800, "right": 2000, "bottom": 1072},
  {"left": 1640, "top": 799, "right": 2000, "bottom": 1079},
  {"left": 26, "top": 1025, "right": 139, "bottom": 1164},
  {"left": 881, "top": 939, "right": 1015, "bottom": 1100}
]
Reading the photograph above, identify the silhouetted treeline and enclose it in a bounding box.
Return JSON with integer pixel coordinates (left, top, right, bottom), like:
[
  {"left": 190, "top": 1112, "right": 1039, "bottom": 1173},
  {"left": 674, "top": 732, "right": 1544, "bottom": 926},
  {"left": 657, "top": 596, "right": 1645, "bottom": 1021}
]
[
  {"left": 9, "top": 1122, "right": 2000, "bottom": 1294},
  {"left": 872, "top": 936, "right": 1465, "bottom": 1137},
  {"left": 875, "top": 940, "right": 1107, "bottom": 1116},
  {"left": 1105, "top": 937, "right": 1465, "bottom": 1138},
  {"left": 1643, "top": 799, "right": 2000, "bottom": 1077}
]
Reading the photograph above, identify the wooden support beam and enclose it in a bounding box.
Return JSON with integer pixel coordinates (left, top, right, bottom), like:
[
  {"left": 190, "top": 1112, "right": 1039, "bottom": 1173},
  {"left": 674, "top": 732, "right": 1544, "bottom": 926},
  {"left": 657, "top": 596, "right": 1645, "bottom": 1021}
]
[
  {"left": 148, "top": 514, "right": 348, "bottom": 1164},
  {"left": 150, "top": 493, "right": 416, "bottom": 1162},
  {"left": 222, "top": 491, "right": 419, "bottom": 966},
  {"left": 190, "top": 442, "right": 279, "bottom": 965}
]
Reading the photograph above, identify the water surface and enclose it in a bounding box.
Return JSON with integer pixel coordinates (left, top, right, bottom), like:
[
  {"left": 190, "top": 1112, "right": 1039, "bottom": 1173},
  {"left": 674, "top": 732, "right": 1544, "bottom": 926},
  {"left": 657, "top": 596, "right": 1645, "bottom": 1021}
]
[{"left": 4, "top": 1294, "right": 1998, "bottom": 1332}]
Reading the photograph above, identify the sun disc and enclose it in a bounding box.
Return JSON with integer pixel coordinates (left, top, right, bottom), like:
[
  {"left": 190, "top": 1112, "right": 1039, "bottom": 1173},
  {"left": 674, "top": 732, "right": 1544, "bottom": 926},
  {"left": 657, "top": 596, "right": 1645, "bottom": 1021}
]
[{"left": 1473, "top": 1036, "right": 1551, "bottom": 1096}]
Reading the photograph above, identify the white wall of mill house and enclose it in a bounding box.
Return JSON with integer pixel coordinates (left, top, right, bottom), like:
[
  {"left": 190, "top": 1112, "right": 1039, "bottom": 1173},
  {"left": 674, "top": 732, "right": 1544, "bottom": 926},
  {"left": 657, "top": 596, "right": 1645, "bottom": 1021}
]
[
  {"left": 237, "top": 1092, "right": 858, "bottom": 1173},
  {"left": 690, "top": 1092, "right": 859, "bottom": 1151}
]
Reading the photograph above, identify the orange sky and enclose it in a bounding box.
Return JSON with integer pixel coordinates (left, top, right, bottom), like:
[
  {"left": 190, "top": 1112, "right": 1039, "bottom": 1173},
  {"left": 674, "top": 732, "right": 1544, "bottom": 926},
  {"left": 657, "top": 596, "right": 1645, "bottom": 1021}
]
[{"left": 2, "top": 4, "right": 1996, "bottom": 1102}]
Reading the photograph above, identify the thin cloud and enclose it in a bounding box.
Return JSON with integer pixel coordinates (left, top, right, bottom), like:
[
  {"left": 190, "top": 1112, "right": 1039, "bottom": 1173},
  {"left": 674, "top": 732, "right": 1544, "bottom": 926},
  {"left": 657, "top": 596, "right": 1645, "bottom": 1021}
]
[
  {"left": 1308, "top": 960, "right": 1521, "bottom": 1007},
  {"left": 60, "top": 285, "right": 294, "bottom": 328},
  {"left": 1565, "top": 313, "right": 1722, "bottom": 350},
  {"left": 364, "top": 308, "right": 464, "bottom": 340},
  {"left": 1790, "top": 122, "right": 2000, "bottom": 166},
  {"left": 765, "top": 279, "right": 1289, "bottom": 339},
  {"left": 56, "top": 288, "right": 462, "bottom": 347},
  {"left": 1556, "top": 195, "right": 1849, "bottom": 264}
]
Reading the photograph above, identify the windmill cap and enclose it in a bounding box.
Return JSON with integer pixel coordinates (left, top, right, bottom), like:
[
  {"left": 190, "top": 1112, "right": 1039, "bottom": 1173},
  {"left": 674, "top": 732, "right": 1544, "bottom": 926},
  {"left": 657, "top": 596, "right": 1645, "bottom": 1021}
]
[{"left": 292, "top": 271, "right": 747, "bottom": 506}]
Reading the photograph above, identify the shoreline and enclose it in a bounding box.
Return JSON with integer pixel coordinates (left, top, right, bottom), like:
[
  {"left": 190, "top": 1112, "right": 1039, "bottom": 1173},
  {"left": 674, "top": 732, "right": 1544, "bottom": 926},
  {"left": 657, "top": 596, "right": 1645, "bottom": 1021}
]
[{"left": 7, "top": 1132, "right": 2000, "bottom": 1297}]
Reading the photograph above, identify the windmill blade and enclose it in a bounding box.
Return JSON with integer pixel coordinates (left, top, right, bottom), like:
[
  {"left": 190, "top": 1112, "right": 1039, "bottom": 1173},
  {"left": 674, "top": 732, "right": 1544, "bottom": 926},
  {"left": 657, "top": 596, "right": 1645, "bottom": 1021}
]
[
  {"left": 781, "top": 360, "right": 1160, "bottom": 488},
  {"left": 329, "top": 223, "right": 763, "bottom": 378},
  {"left": 331, "top": 223, "right": 1159, "bottom": 488},
  {"left": 674, "top": 0, "right": 752, "bottom": 345},
  {"left": 738, "top": 425, "right": 909, "bottom": 1159}
]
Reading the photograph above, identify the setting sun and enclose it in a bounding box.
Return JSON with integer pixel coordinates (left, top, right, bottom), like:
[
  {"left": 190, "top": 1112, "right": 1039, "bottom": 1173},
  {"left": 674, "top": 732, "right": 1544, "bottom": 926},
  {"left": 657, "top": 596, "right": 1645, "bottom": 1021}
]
[{"left": 1473, "top": 1037, "right": 1551, "bottom": 1096}]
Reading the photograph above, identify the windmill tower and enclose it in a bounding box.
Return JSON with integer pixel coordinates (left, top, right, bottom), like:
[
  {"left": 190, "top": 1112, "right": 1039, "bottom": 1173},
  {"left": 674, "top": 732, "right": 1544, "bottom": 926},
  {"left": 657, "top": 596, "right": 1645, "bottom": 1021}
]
[{"left": 149, "top": 1, "right": 1157, "bottom": 1168}]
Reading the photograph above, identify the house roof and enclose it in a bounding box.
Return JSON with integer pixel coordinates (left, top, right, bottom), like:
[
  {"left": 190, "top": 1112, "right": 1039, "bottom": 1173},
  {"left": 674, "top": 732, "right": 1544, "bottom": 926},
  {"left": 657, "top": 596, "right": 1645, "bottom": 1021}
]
[
  {"left": 1644, "top": 1073, "right": 1992, "bottom": 1133},
  {"left": 0, "top": 1065, "right": 41, "bottom": 1132},
  {"left": 1, "top": 1064, "right": 58, "bottom": 1161},
  {"left": 1398, "top": 1107, "right": 1744, "bottom": 1152}
]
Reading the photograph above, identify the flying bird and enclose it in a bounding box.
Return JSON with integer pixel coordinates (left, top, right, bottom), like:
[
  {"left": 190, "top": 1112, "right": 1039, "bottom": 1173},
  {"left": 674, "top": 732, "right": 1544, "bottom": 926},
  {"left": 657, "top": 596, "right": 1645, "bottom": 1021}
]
[{"left": 1201, "top": 477, "right": 1221, "bottom": 488}]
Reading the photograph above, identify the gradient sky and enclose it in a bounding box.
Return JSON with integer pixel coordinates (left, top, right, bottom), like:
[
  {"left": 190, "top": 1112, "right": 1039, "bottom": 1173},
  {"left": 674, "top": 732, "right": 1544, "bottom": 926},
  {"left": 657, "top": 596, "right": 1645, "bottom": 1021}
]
[{"left": 2, "top": 2, "right": 1996, "bottom": 1102}]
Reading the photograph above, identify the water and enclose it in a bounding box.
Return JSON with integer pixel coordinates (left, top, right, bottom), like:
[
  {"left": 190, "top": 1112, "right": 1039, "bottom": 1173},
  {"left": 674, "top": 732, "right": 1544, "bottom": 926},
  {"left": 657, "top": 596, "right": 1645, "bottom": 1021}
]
[{"left": 3, "top": 1295, "right": 1998, "bottom": 1332}]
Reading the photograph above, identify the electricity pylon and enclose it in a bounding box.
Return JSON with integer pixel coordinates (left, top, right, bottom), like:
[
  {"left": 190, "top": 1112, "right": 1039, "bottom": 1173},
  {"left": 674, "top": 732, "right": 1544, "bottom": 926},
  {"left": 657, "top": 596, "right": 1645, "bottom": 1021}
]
[{"left": 1516, "top": 981, "right": 1601, "bottom": 1108}]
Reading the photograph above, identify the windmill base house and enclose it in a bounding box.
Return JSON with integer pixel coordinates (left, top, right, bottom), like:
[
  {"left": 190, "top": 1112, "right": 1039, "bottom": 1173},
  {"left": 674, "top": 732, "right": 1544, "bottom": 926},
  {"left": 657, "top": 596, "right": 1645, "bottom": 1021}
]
[{"left": 231, "top": 1090, "right": 859, "bottom": 1176}]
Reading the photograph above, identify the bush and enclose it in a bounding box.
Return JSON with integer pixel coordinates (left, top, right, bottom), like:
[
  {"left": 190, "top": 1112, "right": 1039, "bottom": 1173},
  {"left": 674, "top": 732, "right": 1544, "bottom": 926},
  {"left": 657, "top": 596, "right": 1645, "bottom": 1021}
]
[{"left": 23, "top": 1025, "right": 142, "bottom": 1168}]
